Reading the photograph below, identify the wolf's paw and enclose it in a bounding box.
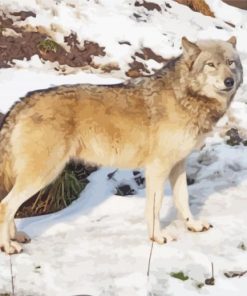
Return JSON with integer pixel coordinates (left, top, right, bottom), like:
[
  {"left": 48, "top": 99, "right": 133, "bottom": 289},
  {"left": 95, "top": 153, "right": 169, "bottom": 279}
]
[
  {"left": 13, "top": 231, "right": 31, "bottom": 244},
  {"left": 186, "top": 219, "right": 213, "bottom": 232},
  {"left": 150, "top": 230, "right": 176, "bottom": 244},
  {"left": 0, "top": 241, "right": 23, "bottom": 255}
]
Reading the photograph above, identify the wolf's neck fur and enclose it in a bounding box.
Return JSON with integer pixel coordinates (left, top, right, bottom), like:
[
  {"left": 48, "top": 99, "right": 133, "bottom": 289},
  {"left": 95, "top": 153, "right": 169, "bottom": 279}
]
[
  {"left": 179, "top": 90, "right": 225, "bottom": 134},
  {"left": 165, "top": 57, "right": 227, "bottom": 134}
]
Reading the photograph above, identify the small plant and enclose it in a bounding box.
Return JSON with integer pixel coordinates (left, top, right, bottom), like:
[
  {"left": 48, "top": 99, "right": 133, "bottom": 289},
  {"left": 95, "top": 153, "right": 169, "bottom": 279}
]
[
  {"left": 170, "top": 271, "right": 189, "bottom": 281},
  {"left": 38, "top": 38, "right": 58, "bottom": 53},
  {"left": 195, "top": 282, "right": 204, "bottom": 289},
  {"left": 29, "top": 166, "right": 87, "bottom": 214},
  {"left": 16, "top": 162, "right": 96, "bottom": 218},
  {"left": 34, "top": 265, "right": 41, "bottom": 273},
  {"left": 238, "top": 242, "right": 247, "bottom": 251},
  {"left": 225, "top": 128, "right": 243, "bottom": 146}
]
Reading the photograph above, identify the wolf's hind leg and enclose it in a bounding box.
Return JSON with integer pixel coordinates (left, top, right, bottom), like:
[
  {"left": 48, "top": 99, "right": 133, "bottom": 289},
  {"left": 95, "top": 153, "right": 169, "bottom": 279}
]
[
  {"left": 0, "top": 189, "right": 35, "bottom": 254},
  {"left": 0, "top": 156, "right": 69, "bottom": 254},
  {"left": 169, "top": 159, "right": 212, "bottom": 232},
  {"left": 0, "top": 180, "right": 48, "bottom": 254},
  {"left": 10, "top": 219, "right": 31, "bottom": 243},
  {"left": 0, "top": 170, "right": 62, "bottom": 254}
]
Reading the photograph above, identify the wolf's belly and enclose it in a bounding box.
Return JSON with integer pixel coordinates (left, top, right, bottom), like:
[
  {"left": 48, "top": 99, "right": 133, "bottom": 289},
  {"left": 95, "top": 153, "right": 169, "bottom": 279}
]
[{"left": 76, "top": 135, "right": 148, "bottom": 168}]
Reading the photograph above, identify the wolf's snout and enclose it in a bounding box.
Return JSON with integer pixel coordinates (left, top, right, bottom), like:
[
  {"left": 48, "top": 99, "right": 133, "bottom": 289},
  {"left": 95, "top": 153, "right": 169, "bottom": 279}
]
[{"left": 224, "top": 77, "right": 234, "bottom": 88}]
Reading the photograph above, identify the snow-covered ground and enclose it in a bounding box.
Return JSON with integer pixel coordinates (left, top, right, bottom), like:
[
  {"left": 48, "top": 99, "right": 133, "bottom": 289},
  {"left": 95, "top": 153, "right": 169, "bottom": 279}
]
[{"left": 0, "top": 0, "right": 247, "bottom": 295}]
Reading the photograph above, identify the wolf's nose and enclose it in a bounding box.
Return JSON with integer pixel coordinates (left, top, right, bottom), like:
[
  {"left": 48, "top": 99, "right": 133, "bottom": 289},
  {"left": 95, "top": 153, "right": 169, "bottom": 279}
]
[{"left": 224, "top": 77, "right": 234, "bottom": 88}]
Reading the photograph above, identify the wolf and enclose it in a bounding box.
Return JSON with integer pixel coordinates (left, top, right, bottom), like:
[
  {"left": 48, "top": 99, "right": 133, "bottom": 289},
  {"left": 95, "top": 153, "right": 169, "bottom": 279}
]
[{"left": 0, "top": 36, "right": 243, "bottom": 254}]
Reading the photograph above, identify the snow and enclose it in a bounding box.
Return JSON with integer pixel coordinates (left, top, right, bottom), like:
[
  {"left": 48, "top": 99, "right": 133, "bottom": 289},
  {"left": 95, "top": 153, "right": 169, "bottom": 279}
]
[
  {"left": 206, "top": 0, "right": 247, "bottom": 25},
  {"left": 0, "top": 0, "right": 247, "bottom": 295},
  {"left": 0, "top": 56, "right": 123, "bottom": 113},
  {"left": 1, "top": 167, "right": 247, "bottom": 295}
]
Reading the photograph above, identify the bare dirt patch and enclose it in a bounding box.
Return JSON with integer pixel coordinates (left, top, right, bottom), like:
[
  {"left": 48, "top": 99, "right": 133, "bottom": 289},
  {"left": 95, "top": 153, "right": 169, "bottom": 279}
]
[
  {"left": 134, "top": 0, "right": 162, "bottom": 12},
  {"left": 223, "top": 0, "right": 247, "bottom": 10},
  {"left": 126, "top": 47, "right": 168, "bottom": 77},
  {"left": 0, "top": 14, "right": 105, "bottom": 69}
]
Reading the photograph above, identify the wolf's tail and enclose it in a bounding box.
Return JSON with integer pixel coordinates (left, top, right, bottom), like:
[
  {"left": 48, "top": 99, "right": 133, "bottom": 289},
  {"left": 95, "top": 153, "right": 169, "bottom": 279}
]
[
  {"left": 0, "top": 114, "right": 14, "bottom": 200},
  {"left": 0, "top": 99, "right": 31, "bottom": 201}
]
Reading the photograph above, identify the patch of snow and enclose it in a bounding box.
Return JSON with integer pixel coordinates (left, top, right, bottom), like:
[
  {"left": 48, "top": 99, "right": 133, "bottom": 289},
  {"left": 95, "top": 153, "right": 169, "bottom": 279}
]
[
  {"left": 0, "top": 56, "right": 122, "bottom": 113},
  {"left": 206, "top": 0, "right": 247, "bottom": 26}
]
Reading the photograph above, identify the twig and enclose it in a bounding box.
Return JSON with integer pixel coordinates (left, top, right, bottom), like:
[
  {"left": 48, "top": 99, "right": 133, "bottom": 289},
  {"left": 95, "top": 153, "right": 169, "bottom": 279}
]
[
  {"left": 239, "top": 271, "right": 247, "bottom": 277},
  {"left": 205, "top": 262, "right": 215, "bottom": 285},
  {"left": 9, "top": 255, "right": 15, "bottom": 296},
  {"left": 107, "top": 169, "right": 118, "bottom": 180},
  {"left": 147, "top": 193, "right": 156, "bottom": 277}
]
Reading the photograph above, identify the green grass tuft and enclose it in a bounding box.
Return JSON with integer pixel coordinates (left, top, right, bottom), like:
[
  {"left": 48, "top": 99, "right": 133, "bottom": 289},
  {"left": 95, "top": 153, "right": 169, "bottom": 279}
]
[
  {"left": 170, "top": 271, "right": 189, "bottom": 281},
  {"left": 38, "top": 38, "right": 58, "bottom": 53}
]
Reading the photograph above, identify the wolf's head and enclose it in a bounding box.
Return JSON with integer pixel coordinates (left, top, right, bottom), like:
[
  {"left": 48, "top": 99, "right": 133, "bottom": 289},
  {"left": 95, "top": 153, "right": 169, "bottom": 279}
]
[{"left": 181, "top": 36, "right": 243, "bottom": 106}]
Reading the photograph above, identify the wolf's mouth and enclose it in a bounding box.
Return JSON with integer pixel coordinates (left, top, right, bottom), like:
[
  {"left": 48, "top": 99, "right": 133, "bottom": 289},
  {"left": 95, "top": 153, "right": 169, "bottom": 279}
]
[
  {"left": 221, "top": 87, "right": 233, "bottom": 92},
  {"left": 217, "top": 87, "right": 233, "bottom": 93}
]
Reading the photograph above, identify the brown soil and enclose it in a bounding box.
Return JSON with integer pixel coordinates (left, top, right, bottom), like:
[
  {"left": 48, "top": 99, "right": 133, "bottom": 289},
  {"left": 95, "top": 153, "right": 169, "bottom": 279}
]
[
  {"left": 126, "top": 47, "right": 168, "bottom": 78},
  {"left": 135, "top": 47, "right": 167, "bottom": 63},
  {"left": 0, "top": 10, "right": 168, "bottom": 78},
  {"left": 0, "top": 14, "right": 105, "bottom": 69},
  {"left": 127, "top": 59, "right": 150, "bottom": 78},
  {"left": 223, "top": 0, "right": 247, "bottom": 10},
  {"left": 1, "top": 11, "right": 165, "bottom": 76},
  {"left": 10, "top": 11, "right": 36, "bottom": 21},
  {"left": 134, "top": 1, "right": 162, "bottom": 12}
]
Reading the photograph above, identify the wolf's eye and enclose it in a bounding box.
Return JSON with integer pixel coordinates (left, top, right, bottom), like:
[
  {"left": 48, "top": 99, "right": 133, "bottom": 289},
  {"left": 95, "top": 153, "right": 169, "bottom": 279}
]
[
  {"left": 207, "top": 62, "right": 215, "bottom": 68},
  {"left": 227, "top": 60, "right": 235, "bottom": 66}
]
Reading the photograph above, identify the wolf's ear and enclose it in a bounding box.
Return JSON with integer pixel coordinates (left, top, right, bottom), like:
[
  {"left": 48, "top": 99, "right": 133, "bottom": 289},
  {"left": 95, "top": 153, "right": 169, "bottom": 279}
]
[
  {"left": 227, "top": 36, "right": 236, "bottom": 48},
  {"left": 181, "top": 37, "right": 201, "bottom": 68}
]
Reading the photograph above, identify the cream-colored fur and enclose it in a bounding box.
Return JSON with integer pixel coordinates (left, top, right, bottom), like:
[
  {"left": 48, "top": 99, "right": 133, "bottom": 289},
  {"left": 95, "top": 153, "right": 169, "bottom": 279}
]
[{"left": 0, "top": 37, "right": 243, "bottom": 254}]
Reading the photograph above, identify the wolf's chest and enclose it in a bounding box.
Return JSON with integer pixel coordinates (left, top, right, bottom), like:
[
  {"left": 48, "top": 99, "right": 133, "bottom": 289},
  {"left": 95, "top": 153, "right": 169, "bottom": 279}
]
[{"left": 154, "top": 128, "right": 197, "bottom": 162}]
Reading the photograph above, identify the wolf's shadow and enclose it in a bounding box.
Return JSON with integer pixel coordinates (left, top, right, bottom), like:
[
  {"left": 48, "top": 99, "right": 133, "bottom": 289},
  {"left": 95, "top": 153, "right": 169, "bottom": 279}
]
[{"left": 17, "top": 167, "right": 121, "bottom": 237}]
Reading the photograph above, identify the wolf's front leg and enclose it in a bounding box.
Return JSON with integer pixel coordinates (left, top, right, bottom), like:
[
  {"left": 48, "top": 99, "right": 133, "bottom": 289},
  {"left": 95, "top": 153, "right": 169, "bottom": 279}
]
[
  {"left": 145, "top": 164, "right": 175, "bottom": 244},
  {"left": 169, "top": 159, "right": 212, "bottom": 232}
]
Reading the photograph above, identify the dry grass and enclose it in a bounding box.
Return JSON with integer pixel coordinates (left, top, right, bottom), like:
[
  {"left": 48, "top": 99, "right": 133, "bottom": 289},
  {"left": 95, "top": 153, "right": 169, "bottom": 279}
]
[
  {"left": 16, "top": 162, "right": 97, "bottom": 218},
  {"left": 175, "top": 0, "right": 214, "bottom": 17}
]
